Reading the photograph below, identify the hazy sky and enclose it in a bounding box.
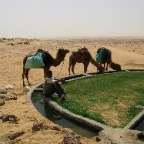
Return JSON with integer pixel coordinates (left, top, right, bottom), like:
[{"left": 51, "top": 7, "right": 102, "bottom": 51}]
[{"left": 0, "top": 0, "right": 144, "bottom": 38}]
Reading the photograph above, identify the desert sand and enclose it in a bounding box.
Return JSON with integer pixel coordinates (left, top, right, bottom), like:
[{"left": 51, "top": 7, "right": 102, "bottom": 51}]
[{"left": 0, "top": 37, "right": 144, "bottom": 144}]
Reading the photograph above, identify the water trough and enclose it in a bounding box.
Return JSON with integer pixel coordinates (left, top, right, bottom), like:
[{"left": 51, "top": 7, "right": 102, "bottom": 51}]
[{"left": 27, "top": 69, "right": 144, "bottom": 137}]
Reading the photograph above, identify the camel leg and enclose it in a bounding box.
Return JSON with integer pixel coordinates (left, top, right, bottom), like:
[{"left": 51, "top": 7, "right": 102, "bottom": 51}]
[
  {"left": 22, "top": 67, "right": 26, "bottom": 87},
  {"left": 44, "top": 67, "right": 47, "bottom": 78},
  {"left": 84, "top": 63, "right": 89, "bottom": 73},
  {"left": 96, "top": 62, "right": 104, "bottom": 74},
  {"left": 103, "top": 63, "right": 106, "bottom": 71},
  {"left": 68, "top": 58, "right": 73, "bottom": 75},
  {"left": 106, "top": 63, "right": 108, "bottom": 71},
  {"left": 44, "top": 67, "right": 50, "bottom": 78},
  {"left": 25, "top": 69, "right": 31, "bottom": 86},
  {"left": 68, "top": 65, "right": 71, "bottom": 75},
  {"left": 71, "top": 63, "right": 76, "bottom": 75},
  {"left": 97, "top": 62, "right": 101, "bottom": 72},
  {"left": 97, "top": 65, "right": 99, "bottom": 72}
]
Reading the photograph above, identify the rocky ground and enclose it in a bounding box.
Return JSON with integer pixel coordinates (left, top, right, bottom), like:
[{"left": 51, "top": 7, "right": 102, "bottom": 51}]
[{"left": 0, "top": 37, "right": 144, "bottom": 144}]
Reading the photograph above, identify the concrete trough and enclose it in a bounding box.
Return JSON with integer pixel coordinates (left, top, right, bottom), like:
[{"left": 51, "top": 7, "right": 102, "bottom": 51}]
[{"left": 27, "top": 69, "right": 144, "bottom": 133}]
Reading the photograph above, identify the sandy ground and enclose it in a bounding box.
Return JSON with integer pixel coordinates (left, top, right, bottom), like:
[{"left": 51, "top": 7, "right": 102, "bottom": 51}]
[{"left": 0, "top": 37, "right": 144, "bottom": 144}]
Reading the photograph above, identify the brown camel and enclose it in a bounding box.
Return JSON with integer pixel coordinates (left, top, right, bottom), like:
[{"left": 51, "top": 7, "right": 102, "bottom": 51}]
[
  {"left": 96, "top": 47, "right": 121, "bottom": 71},
  {"left": 22, "top": 48, "right": 69, "bottom": 87},
  {"left": 68, "top": 47, "right": 104, "bottom": 75}
]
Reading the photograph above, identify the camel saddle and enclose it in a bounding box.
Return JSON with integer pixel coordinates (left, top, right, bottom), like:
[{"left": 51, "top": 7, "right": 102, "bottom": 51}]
[
  {"left": 96, "top": 47, "right": 104, "bottom": 62},
  {"left": 24, "top": 52, "right": 45, "bottom": 69}
]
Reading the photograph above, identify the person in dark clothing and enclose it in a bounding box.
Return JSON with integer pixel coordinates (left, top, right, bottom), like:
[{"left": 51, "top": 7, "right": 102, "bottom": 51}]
[{"left": 43, "top": 70, "right": 68, "bottom": 102}]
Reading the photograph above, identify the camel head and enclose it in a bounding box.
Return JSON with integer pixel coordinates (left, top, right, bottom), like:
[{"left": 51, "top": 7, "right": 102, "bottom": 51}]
[
  {"left": 56, "top": 48, "right": 69, "bottom": 61},
  {"left": 110, "top": 62, "right": 121, "bottom": 71},
  {"left": 98, "top": 65, "right": 105, "bottom": 74}
]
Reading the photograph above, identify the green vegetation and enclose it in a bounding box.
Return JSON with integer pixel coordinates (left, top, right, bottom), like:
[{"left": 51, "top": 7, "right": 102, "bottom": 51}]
[
  {"left": 58, "top": 72, "right": 144, "bottom": 128},
  {"left": 32, "top": 91, "right": 44, "bottom": 102},
  {"left": 32, "top": 72, "right": 144, "bottom": 128}
]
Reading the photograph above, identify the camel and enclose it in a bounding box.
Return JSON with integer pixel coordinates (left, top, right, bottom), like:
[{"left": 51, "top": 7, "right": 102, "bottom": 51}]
[
  {"left": 68, "top": 47, "right": 104, "bottom": 75},
  {"left": 96, "top": 47, "right": 121, "bottom": 71},
  {"left": 22, "top": 48, "right": 69, "bottom": 87}
]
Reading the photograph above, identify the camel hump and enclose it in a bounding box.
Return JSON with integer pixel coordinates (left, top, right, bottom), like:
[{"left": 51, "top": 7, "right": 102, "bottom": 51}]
[
  {"left": 28, "top": 49, "right": 43, "bottom": 56},
  {"left": 78, "top": 47, "right": 88, "bottom": 52},
  {"left": 72, "top": 47, "right": 88, "bottom": 54}
]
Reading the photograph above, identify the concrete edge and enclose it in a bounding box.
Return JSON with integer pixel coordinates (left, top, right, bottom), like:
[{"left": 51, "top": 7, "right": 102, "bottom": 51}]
[
  {"left": 26, "top": 83, "right": 43, "bottom": 102},
  {"left": 45, "top": 98, "right": 110, "bottom": 131},
  {"left": 124, "top": 110, "right": 144, "bottom": 130}
]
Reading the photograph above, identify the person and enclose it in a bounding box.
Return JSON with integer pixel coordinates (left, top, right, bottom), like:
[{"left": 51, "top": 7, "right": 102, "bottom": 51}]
[{"left": 43, "top": 70, "right": 68, "bottom": 102}]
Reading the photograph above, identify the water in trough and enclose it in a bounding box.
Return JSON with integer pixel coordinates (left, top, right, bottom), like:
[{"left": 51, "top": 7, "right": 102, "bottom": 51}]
[{"left": 32, "top": 97, "right": 98, "bottom": 138}]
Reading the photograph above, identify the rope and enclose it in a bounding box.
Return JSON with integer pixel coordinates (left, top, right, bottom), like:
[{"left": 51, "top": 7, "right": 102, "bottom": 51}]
[{"left": 55, "top": 61, "right": 65, "bottom": 78}]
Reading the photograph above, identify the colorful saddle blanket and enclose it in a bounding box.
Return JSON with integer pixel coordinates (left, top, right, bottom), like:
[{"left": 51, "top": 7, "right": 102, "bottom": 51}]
[
  {"left": 96, "top": 48, "right": 104, "bottom": 62},
  {"left": 25, "top": 52, "right": 45, "bottom": 69}
]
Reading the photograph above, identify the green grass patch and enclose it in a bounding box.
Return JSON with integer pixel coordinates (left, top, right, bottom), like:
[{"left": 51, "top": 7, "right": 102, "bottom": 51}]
[
  {"left": 32, "top": 72, "right": 144, "bottom": 128},
  {"left": 57, "top": 72, "right": 144, "bottom": 128}
]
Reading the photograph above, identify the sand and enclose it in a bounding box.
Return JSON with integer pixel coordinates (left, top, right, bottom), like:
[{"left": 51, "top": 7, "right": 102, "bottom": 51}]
[{"left": 0, "top": 37, "right": 144, "bottom": 144}]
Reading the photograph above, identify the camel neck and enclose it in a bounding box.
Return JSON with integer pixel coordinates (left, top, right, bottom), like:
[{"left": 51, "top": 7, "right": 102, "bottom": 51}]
[{"left": 52, "top": 57, "right": 64, "bottom": 67}]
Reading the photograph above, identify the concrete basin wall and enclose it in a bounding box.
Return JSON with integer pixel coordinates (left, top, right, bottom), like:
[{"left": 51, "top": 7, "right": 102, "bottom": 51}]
[{"left": 27, "top": 70, "right": 144, "bottom": 132}]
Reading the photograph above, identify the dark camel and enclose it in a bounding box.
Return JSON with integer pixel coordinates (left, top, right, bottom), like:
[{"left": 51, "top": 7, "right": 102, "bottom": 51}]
[
  {"left": 68, "top": 47, "right": 104, "bottom": 75},
  {"left": 22, "top": 48, "right": 69, "bottom": 87},
  {"left": 96, "top": 47, "right": 121, "bottom": 71}
]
